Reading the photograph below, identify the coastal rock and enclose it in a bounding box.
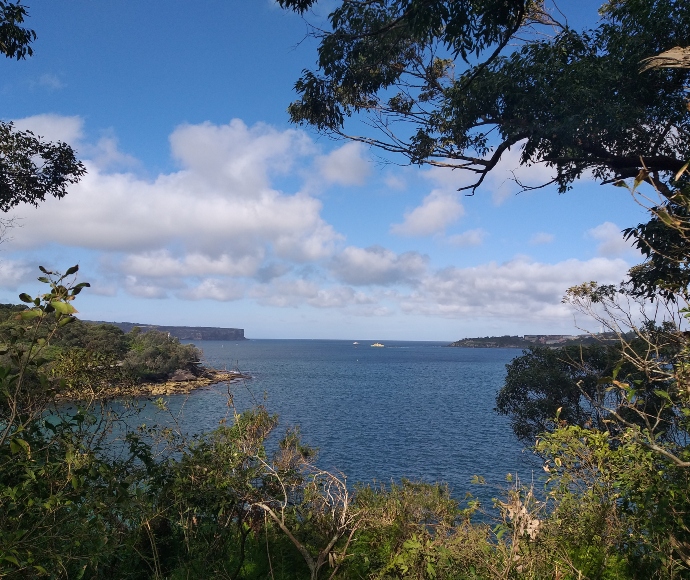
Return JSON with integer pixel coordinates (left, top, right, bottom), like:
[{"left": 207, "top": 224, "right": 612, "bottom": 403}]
[
  {"left": 170, "top": 369, "right": 196, "bottom": 382},
  {"left": 56, "top": 369, "right": 251, "bottom": 401}
]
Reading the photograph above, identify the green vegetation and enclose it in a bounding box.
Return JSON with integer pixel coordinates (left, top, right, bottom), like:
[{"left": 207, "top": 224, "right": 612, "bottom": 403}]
[
  {"left": 1, "top": 0, "right": 690, "bottom": 578},
  {"left": 279, "top": 0, "right": 689, "bottom": 192},
  {"left": 0, "top": 2, "right": 84, "bottom": 213},
  {"left": 0, "top": 301, "right": 202, "bottom": 394}
]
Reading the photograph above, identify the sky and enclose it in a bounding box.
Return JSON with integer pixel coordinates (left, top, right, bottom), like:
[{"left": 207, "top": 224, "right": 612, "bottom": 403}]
[{"left": 0, "top": 0, "right": 652, "bottom": 340}]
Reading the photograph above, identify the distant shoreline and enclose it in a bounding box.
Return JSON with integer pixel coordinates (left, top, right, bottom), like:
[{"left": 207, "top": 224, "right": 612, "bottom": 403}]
[
  {"left": 85, "top": 320, "right": 247, "bottom": 342},
  {"left": 447, "top": 333, "right": 618, "bottom": 349}
]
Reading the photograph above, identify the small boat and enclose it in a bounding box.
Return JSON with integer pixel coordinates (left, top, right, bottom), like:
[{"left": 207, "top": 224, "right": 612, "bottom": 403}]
[
  {"left": 353, "top": 341, "right": 359, "bottom": 345},
  {"left": 371, "top": 342, "right": 384, "bottom": 347}
]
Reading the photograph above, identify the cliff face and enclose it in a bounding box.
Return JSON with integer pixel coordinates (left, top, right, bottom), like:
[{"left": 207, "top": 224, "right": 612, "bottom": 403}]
[{"left": 88, "top": 321, "right": 246, "bottom": 341}]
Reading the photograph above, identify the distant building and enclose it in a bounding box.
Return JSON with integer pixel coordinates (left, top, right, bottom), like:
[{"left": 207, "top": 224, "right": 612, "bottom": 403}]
[{"left": 523, "top": 334, "right": 581, "bottom": 344}]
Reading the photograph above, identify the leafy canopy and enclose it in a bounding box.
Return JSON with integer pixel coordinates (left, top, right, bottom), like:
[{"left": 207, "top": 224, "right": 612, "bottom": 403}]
[
  {"left": 0, "top": 2, "right": 85, "bottom": 213},
  {"left": 281, "top": 0, "right": 690, "bottom": 193}
]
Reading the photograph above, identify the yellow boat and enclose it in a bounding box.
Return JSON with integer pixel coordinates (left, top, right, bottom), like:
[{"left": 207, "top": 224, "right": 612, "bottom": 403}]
[{"left": 371, "top": 342, "right": 384, "bottom": 347}]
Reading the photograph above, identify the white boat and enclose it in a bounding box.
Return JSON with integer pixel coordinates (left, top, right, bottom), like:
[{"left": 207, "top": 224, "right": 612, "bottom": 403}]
[
  {"left": 353, "top": 341, "right": 359, "bottom": 345},
  {"left": 371, "top": 342, "right": 384, "bottom": 347}
]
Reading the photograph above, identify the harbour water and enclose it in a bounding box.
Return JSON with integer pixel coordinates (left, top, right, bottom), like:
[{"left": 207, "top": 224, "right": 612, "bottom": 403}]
[{"left": 156, "top": 340, "right": 537, "bottom": 502}]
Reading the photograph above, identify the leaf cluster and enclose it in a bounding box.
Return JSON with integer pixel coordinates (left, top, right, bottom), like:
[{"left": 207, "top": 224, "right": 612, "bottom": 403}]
[{"left": 284, "top": 0, "right": 690, "bottom": 193}]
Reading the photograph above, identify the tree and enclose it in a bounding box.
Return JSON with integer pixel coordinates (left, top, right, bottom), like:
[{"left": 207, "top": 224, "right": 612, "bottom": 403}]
[
  {"left": 496, "top": 344, "right": 617, "bottom": 444},
  {"left": 280, "top": 0, "right": 690, "bottom": 193},
  {"left": 497, "top": 336, "right": 681, "bottom": 446},
  {"left": 122, "top": 329, "right": 202, "bottom": 382},
  {"left": 0, "top": 1, "right": 85, "bottom": 213},
  {"left": 0, "top": 1, "right": 34, "bottom": 59}
]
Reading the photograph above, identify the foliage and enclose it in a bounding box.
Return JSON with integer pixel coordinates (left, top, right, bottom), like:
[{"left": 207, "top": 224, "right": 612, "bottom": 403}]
[
  {"left": 1, "top": 2, "right": 85, "bottom": 215},
  {"left": 2, "top": 6, "right": 690, "bottom": 578},
  {"left": 537, "top": 425, "right": 690, "bottom": 577},
  {"left": 1, "top": 301, "right": 199, "bottom": 388},
  {"left": 0, "top": 0, "right": 34, "bottom": 60},
  {"left": 281, "top": 0, "right": 690, "bottom": 193},
  {"left": 496, "top": 344, "right": 618, "bottom": 443},
  {"left": 0, "top": 120, "right": 86, "bottom": 213},
  {"left": 121, "top": 329, "right": 202, "bottom": 382},
  {"left": 497, "top": 337, "right": 680, "bottom": 446}
]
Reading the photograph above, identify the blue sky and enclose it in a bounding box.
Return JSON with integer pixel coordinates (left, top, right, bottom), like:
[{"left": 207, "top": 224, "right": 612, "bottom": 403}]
[{"left": 0, "top": 0, "right": 651, "bottom": 340}]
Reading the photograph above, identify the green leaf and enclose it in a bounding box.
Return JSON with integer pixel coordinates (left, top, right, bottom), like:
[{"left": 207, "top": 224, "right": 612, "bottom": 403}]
[
  {"left": 18, "top": 310, "right": 42, "bottom": 320},
  {"left": 18, "top": 293, "right": 33, "bottom": 303},
  {"left": 71, "top": 283, "right": 91, "bottom": 296},
  {"left": 50, "top": 301, "right": 77, "bottom": 315},
  {"left": 37, "top": 276, "right": 50, "bottom": 284},
  {"left": 65, "top": 265, "right": 79, "bottom": 276},
  {"left": 9, "top": 438, "right": 29, "bottom": 455}
]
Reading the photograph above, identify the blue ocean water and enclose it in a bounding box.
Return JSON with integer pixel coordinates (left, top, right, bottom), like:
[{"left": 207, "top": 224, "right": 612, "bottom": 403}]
[{"left": 157, "top": 340, "right": 538, "bottom": 502}]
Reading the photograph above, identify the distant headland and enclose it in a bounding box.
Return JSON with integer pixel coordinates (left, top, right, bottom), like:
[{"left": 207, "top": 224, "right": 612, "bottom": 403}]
[
  {"left": 448, "top": 333, "right": 617, "bottom": 348},
  {"left": 86, "top": 321, "right": 246, "bottom": 341}
]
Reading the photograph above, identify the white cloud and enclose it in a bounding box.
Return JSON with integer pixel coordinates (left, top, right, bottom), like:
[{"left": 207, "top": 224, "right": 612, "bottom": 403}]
[
  {"left": 529, "top": 232, "right": 555, "bottom": 245},
  {"left": 2, "top": 114, "right": 634, "bottom": 334},
  {"left": 383, "top": 173, "right": 407, "bottom": 191},
  {"left": 586, "top": 221, "right": 638, "bottom": 257},
  {"left": 87, "top": 136, "right": 140, "bottom": 171},
  {"left": 447, "top": 228, "right": 487, "bottom": 247},
  {"left": 179, "top": 278, "right": 245, "bottom": 302},
  {"left": 400, "top": 256, "right": 630, "bottom": 321},
  {"left": 316, "top": 142, "right": 371, "bottom": 186},
  {"left": 8, "top": 119, "right": 342, "bottom": 269},
  {"left": 124, "top": 276, "right": 168, "bottom": 299},
  {"left": 390, "top": 190, "right": 464, "bottom": 237},
  {"left": 120, "top": 250, "right": 263, "bottom": 279},
  {"left": 330, "top": 246, "right": 428, "bottom": 286},
  {"left": 0, "top": 259, "right": 32, "bottom": 289},
  {"left": 11, "top": 114, "right": 84, "bottom": 145}
]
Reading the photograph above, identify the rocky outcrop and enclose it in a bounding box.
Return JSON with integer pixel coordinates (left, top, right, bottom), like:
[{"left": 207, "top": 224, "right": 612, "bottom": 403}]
[
  {"left": 56, "top": 369, "right": 251, "bottom": 401},
  {"left": 140, "top": 369, "right": 251, "bottom": 397}
]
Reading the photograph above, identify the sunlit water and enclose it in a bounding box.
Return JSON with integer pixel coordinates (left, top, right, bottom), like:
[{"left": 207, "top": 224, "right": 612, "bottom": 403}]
[{"left": 140, "top": 340, "right": 539, "bottom": 503}]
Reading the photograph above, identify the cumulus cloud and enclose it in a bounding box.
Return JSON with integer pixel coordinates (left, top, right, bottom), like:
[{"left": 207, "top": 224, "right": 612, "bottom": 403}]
[
  {"left": 330, "top": 245, "right": 428, "bottom": 286},
  {"left": 2, "top": 114, "right": 631, "bottom": 333},
  {"left": 316, "top": 142, "right": 371, "bottom": 186},
  {"left": 124, "top": 276, "right": 169, "bottom": 299},
  {"left": 400, "top": 256, "right": 630, "bottom": 321},
  {"left": 12, "top": 114, "right": 84, "bottom": 145},
  {"left": 529, "top": 232, "right": 555, "bottom": 245},
  {"left": 586, "top": 221, "right": 638, "bottom": 257},
  {"left": 178, "top": 278, "right": 245, "bottom": 302},
  {"left": 447, "top": 228, "right": 487, "bottom": 247},
  {"left": 390, "top": 190, "right": 464, "bottom": 237},
  {"left": 8, "top": 119, "right": 342, "bottom": 271}
]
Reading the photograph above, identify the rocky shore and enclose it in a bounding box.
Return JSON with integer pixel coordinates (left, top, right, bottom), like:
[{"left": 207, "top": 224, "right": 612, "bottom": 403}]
[
  {"left": 56, "top": 368, "right": 251, "bottom": 401},
  {"left": 138, "top": 368, "right": 251, "bottom": 397}
]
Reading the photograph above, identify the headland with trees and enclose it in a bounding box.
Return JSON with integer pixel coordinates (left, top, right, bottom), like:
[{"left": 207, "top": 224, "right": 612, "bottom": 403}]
[{"left": 1, "top": 1, "right": 689, "bottom": 578}]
